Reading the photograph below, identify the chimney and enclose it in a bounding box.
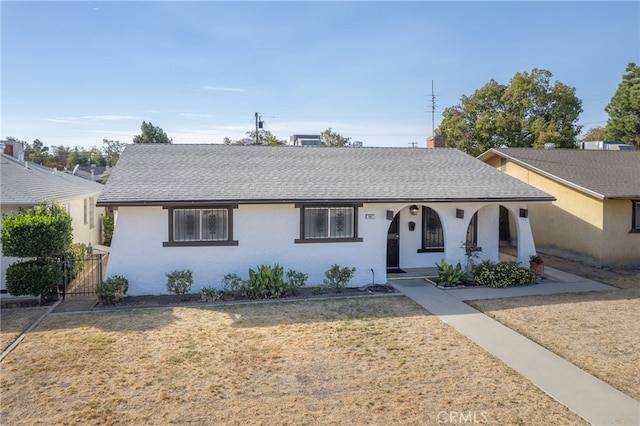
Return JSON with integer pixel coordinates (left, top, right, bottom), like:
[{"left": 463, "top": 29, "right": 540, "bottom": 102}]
[{"left": 426, "top": 134, "right": 445, "bottom": 148}]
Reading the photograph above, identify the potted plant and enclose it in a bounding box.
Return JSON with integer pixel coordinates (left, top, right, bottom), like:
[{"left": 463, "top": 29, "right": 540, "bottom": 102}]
[{"left": 529, "top": 254, "right": 544, "bottom": 276}]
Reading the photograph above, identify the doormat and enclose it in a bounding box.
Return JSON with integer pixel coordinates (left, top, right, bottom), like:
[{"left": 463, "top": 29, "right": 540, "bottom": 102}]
[{"left": 386, "top": 268, "right": 406, "bottom": 274}]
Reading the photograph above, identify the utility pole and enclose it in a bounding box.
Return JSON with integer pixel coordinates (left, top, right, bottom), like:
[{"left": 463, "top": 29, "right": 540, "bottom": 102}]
[{"left": 254, "top": 112, "right": 262, "bottom": 144}]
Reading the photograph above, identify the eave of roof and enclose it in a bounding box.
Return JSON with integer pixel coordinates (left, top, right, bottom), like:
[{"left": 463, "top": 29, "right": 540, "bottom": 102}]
[{"left": 97, "top": 196, "right": 554, "bottom": 208}]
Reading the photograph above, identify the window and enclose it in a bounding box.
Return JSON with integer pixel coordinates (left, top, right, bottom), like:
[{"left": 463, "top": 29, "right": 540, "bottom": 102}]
[
  {"left": 419, "top": 206, "right": 444, "bottom": 252},
  {"left": 296, "top": 204, "right": 363, "bottom": 243},
  {"left": 83, "top": 198, "right": 88, "bottom": 224},
  {"left": 89, "top": 197, "right": 95, "bottom": 229},
  {"left": 632, "top": 201, "right": 640, "bottom": 233},
  {"left": 466, "top": 212, "right": 478, "bottom": 246},
  {"left": 163, "top": 206, "right": 238, "bottom": 247}
]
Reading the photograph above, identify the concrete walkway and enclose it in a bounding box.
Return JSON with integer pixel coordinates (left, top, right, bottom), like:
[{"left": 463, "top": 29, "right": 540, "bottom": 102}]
[{"left": 391, "top": 275, "right": 640, "bottom": 426}]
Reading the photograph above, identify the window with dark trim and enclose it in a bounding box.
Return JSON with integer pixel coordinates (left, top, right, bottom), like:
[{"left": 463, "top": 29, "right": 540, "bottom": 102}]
[
  {"left": 89, "top": 197, "right": 95, "bottom": 229},
  {"left": 295, "top": 204, "right": 363, "bottom": 243},
  {"left": 632, "top": 201, "right": 640, "bottom": 233},
  {"left": 419, "top": 206, "right": 444, "bottom": 252},
  {"left": 466, "top": 212, "right": 478, "bottom": 246},
  {"left": 163, "top": 206, "right": 238, "bottom": 247}
]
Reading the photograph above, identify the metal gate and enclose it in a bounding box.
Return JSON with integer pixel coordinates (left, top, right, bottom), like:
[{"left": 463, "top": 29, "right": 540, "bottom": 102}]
[{"left": 63, "top": 254, "right": 106, "bottom": 297}]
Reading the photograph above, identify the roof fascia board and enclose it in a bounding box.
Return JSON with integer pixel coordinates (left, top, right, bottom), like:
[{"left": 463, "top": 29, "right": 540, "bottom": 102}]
[{"left": 97, "top": 197, "right": 555, "bottom": 208}]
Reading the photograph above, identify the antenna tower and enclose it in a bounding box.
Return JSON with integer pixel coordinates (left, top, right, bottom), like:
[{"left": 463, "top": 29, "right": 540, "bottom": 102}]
[{"left": 431, "top": 80, "right": 436, "bottom": 139}]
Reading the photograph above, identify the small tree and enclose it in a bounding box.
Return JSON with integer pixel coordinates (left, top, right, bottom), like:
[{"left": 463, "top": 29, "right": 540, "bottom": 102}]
[
  {"left": 320, "top": 128, "right": 351, "bottom": 147},
  {"left": 1, "top": 201, "right": 73, "bottom": 299},
  {"left": 133, "top": 121, "right": 173, "bottom": 144}
]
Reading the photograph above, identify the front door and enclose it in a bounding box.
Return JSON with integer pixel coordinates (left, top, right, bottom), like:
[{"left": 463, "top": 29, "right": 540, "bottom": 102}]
[{"left": 387, "top": 214, "right": 400, "bottom": 269}]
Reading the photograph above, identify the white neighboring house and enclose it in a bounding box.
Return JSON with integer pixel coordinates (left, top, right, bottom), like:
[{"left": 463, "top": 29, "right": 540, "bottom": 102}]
[
  {"left": 97, "top": 144, "right": 554, "bottom": 296},
  {"left": 0, "top": 153, "right": 105, "bottom": 295}
]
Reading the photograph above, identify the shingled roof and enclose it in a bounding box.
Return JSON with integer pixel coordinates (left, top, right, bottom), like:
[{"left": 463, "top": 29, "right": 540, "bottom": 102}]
[
  {"left": 97, "top": 144, "right": 554, "bottom": 206},
  {"left": 479, "top": 148, "right": 640, "bottom": 199},
  {"left": 1, "top": 154, "right": 104, "bottom": 207}
]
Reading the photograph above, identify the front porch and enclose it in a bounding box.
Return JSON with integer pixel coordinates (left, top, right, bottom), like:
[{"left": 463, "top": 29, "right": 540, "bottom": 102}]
[{"left": 387, "top": 267, "right": 438, "bottom": 281}]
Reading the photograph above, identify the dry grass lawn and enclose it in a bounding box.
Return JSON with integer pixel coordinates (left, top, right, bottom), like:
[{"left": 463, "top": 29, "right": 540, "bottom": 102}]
[
  {"left": 0, "top": 307, "right": 49, "bottom": 353},
  {"left": 469, "top": 255, "right": 640, "bottom": 401},
  {"left": 1, "top": 297, "right": 585, "bottom": 425}
]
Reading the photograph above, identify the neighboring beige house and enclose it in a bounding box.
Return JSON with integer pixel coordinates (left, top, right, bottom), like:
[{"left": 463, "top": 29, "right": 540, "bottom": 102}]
[
  {"left": 1, "top": 150, "right": 105, "bottom": 294},
  {"left": 479, "top": 148, "right": 640, "bottom": 268}
]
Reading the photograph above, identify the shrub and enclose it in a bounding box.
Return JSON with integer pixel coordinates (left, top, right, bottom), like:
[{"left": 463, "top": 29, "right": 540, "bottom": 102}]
[
  {"left": 1, "top": 201, "right": 72, "bottom": 258},
  {"left": 200, "top": 286, "right": 223, "bottom": 302},
  {"left": 529, "top": 253, "right": 543, "bottom": 264},
  {"left": 323, "top": 264, "right": 356, "bottom": 292},
  {"left": 243, "top": 264, "right": 286, "bottom": 299},
  {"left": 96, "top": 275, "right": 129, "bottom": 304},
  {"left": 6, "top": 259, "right": 64, "bottom": 297},
  {"left": 285, "top": 269, "right": 308, "bottom": 296},
  {"left": 166, "top": 269, "right": 193, "bottom": 297},
  {"left": 66, "top": 242, "right": 87, "bottom": 278},
  {"left": 102, "top": 210, "right": 114, "bottom": 246},
  {"left": 474, "top": 260, "right": 535, "bottom": 288},
  {"left": 221, "top": 273, "right": 244, "bottom": 297},
  {"left": 435, "top": 259, "right": 465, "bottom": 287}
]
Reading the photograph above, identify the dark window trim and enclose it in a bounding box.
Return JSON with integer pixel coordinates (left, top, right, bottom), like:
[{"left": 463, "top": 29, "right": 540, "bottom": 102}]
[
  {"left": 418, "top": 206, "right": 445, "bottom": 253},
  {"left": 466, "top": 211, "right": 478, "bottom": 245},
  {"left": 631, "top": 200, "right": 640, "bottom": 234},
  {"left": 417, "top": 247, "right": 445, "bottom": 253},
  {"left": 295, "top": 203, "right": 363, "bottom": 244},
  {"left": 163, "top": 205, "right": 238, "bottom": 247}
]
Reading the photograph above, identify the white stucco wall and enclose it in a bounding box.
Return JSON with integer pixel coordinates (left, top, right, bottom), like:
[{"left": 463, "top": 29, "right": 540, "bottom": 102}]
[{"left": 106, "top": 201, "right": 540, "bottom": 296}]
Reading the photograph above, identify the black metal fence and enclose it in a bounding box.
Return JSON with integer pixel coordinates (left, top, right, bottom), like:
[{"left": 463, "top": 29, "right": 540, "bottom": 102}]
[{"left": 62, "top": 254, "right": 105, "bottom": 297}]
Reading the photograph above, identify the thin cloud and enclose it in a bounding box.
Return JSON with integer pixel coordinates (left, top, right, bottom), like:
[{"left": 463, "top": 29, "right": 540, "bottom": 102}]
[
  {"left": 46, "top": 115, "right": 142, "bottom": 124},
  {"left": 80, "top": 115, "right": 142, "bottom": 121},
  {"left": 201, "top": 86, "right": 245, "bottom": 92},
  {"left": 180, "top": 112, "right": 218, "bottom": 119}
]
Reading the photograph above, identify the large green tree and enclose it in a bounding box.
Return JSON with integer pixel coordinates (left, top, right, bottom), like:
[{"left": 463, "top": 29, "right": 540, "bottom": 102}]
[
  {"left": 133, "top": 121, "right": 173, "bottom": 144},
  {"left": 605, "top": 63, "right": 640, "bottom": 148},
  {"left": 438, "top": 69, "right": 583, "bottom": 156}
]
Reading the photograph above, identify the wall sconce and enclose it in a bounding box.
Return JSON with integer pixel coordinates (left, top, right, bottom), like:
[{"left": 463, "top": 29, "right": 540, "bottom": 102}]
[
  {"left": 409, "top": 205, "right": 420, "bottom": 216},
  {"left": 519, "top": 208, "right": 528, "bottom": 218},
  {"left": 456, "top": 209, "right": 464, "bottom": 219},
  {"left": 408, "top": 221, "right": 416, "bottom": 231}
]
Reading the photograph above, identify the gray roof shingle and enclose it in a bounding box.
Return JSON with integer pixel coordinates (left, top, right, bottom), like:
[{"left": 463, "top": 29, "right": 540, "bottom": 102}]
[
  {"left": 480, "top": 148, "right": 640, "bottom": 199},
  {"left": 97, "top": 144, "right": 553, "bottom": 206},
  {"left": 1, "top": 155, "right": 104, "bottom": 206}
]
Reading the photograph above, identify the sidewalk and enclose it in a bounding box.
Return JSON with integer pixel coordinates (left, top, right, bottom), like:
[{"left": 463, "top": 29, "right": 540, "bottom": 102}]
[{"left": 391, "top": 277, "right": 640, "bottom": 426}]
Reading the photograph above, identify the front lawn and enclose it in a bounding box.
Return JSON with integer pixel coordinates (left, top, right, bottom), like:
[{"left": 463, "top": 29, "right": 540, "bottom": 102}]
[{"left": 0, "top": 297, "right": 583, "bottom": 425}]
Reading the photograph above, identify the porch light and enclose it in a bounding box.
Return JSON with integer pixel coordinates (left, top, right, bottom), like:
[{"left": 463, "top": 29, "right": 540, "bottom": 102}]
[{"left": 409, "top": 205, "right": 419, "bottom": 216}]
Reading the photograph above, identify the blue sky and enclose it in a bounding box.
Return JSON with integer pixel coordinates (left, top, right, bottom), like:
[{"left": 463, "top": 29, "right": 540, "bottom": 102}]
[{"left": 2, "top": 1, "right": 639, "bottom": 149}]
